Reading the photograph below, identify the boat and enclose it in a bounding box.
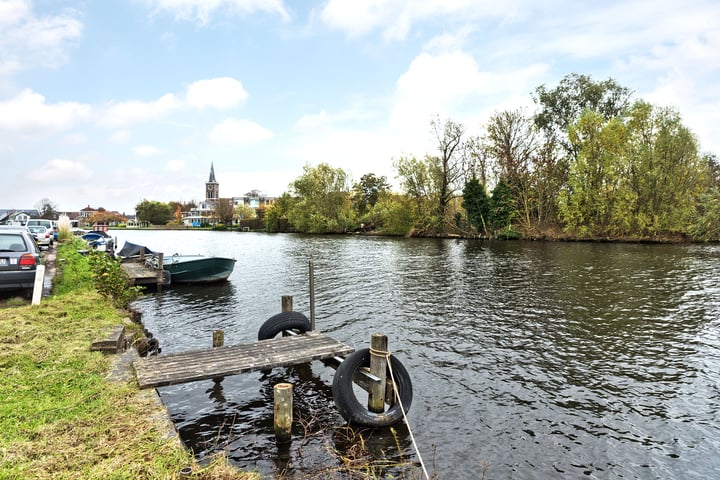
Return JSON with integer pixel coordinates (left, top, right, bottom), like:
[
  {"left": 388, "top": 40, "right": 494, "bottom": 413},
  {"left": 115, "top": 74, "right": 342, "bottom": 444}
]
[
  {"left": 162, "top": 254, "right": 236, "bottom": 284},
  {"left": 118, "top": 241, "right": 236, "bottom": 284}
]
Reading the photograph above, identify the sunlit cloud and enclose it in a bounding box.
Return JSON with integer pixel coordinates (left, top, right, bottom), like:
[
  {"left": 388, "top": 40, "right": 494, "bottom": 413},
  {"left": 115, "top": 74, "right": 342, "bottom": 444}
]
[
  {"left": 185, "top": 77, "right": 248, "bottom": 109},
  {"left": 30, "top": 158, "right": 92, "bottom": 183},
  {"left": 0, "top": 89, "right": 90, "bottom": 132},
  {"left": 209, "top": 118, "right": 273, "bottom": 145},
  {"left": 145, "top": 0, "right": 290, "bottom": 25}
]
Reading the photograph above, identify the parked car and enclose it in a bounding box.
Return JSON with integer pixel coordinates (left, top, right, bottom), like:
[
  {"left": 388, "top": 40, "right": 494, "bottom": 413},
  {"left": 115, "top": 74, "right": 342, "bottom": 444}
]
[
  {"left": 26, "top": 219, "right": 55, "bottom": 246},
  {"left": 0, "top": 228, "right": 42, "bottom": 297},
  {"left": 27, "top": 225, "right": 53, "bottom": 249}
]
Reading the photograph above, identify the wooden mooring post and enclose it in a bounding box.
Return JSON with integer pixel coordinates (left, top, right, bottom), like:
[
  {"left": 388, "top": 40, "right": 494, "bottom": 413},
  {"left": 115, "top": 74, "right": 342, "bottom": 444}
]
[
  {"left": 368, "top": 333, "right": 388, "bottom": 413},
  {"left": 274, "top": 383, "right": 293, "bottom": 443},
  {"left": 212, "top": 330, "right": 224, "bottom": 348}
]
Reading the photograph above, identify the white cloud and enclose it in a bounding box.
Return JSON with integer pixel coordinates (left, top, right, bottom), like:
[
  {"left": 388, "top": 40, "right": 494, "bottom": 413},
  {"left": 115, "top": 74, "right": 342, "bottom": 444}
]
[
  {"left": 319, "top": 0, "right": 509, "bottom": 41},
  {"left": 166, "top": 159, "right": 185, "bottom": 171},
  {"left": 62, "top": 132, "right": 86, "bottom": 145},
  {"left": 0, "top": 0, "right": 82, "bottom": 76},
  {"left": 185, "top": 77, "right": 248, "bottom": 109},
  {"left": 295, "top": 109, "right": 329, "bottom": 129},
  {"left": 0, "top": 89, "right": 90, "bottom": 132},
  {"left": 209, "top": 118, "right": 273, "bottom": 144},
  {"left": 102, "top": 93, "right": 181, "bottom": 127},
  {"left": 146, "top": 0, "right": 290, "bottom": 25},
  {"left": 108, "top": 130, "right": 131, "bottom": 144},
  {"left": 133, "top": 145, "right": 163, "bottom": 156},
  {"left": 30, "top": 158, "right": 92, "bottom": 183}
]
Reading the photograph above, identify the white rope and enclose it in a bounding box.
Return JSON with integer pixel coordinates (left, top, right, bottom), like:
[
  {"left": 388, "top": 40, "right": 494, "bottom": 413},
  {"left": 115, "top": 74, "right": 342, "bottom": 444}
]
[{"left": 382, "top": 349, "right": 431, "bottom": 480}]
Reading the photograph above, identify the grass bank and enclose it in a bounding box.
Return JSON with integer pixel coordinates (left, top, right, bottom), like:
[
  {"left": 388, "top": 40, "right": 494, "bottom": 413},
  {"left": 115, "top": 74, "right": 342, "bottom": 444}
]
[{"left": 0, "top": 241, "right": 258, "bottom": 479}]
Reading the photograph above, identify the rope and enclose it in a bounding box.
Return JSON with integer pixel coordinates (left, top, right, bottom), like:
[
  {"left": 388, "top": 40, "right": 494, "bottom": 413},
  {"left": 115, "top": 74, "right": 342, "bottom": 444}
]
[{"left": 380, "top": 349, "right": 431, "bottom": 480}]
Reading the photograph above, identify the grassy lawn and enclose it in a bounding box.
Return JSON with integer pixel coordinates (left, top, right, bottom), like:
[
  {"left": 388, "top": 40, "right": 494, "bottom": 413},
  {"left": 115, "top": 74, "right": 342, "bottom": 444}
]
[{"left": 0, "top": 242, "right": 259, "bottom": 480}]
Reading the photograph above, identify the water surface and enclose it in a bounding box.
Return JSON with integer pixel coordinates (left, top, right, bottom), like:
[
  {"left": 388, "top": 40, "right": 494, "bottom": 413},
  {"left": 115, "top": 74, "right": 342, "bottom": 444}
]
[{"left": 115, "top": 230, "right": 720, "bottom": 479}]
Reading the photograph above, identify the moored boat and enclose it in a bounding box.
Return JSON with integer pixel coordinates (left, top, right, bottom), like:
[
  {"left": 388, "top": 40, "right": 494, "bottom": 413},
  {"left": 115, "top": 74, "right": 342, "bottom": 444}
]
[
  {"left": 118, "top": 241, "right": 236, "bottom": 284},
  {"left": 162, "top": 254, "right": 236, "bottom": 284}
]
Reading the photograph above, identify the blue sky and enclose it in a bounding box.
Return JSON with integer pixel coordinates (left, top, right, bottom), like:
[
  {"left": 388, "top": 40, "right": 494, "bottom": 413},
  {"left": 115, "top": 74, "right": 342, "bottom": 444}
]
[{"left": 1, "top": 0, "right": 718, "bottom": 215}]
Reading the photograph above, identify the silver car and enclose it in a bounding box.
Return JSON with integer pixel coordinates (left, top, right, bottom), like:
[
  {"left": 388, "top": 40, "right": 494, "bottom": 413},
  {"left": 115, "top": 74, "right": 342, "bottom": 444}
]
[{"left": 27, "top": 225, "right": 53, "bottom": 248}]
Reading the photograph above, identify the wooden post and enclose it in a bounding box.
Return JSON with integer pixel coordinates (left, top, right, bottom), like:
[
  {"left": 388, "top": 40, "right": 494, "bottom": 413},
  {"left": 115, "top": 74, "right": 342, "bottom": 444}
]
[
  {"left": 274, "top": 383, "right": 293, "bottom": 443},
  {"left": 368, "top": 333, "right": 388, "bottom": 413},
  {"left": 212, "top": 330, "right": 224, "bottom": 348},
  {"left": 31, "top": 264, "right": 45, "bottom": 306},
  {"left": 281, "top": 295, "right": 293, "bottom": 313},
  {"left": 156, "top": 252, "right": 164, "bottom": 291},
  {"left": 309, "top": 260, "right": 316, "bottom": 331}
]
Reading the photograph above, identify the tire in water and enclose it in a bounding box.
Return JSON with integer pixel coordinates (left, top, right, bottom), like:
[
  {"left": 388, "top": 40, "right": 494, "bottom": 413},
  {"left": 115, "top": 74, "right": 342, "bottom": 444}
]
[
  {"left": 332, "top": 347, "right": 413, "bottom": 427},
  {"left": 257, "top": 311, "right": 312, "bottom": 340}
]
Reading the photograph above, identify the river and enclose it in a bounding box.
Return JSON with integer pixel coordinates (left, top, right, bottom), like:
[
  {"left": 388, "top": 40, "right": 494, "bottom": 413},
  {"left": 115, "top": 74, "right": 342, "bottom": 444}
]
[{"left": 113, "top": 230, "right": 720, "bottom": 479}]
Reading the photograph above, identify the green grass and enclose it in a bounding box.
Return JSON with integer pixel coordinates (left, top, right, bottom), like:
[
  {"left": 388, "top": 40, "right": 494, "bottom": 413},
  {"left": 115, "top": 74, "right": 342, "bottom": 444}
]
[{"left": 0, "top": 242, "right": 258, "bottom": 480}]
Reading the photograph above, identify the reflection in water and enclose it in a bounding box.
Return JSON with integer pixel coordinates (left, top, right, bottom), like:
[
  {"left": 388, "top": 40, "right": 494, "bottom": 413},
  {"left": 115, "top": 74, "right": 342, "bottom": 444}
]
[{"left": 121, "top": 230, "right": 720, "bottom": 479}]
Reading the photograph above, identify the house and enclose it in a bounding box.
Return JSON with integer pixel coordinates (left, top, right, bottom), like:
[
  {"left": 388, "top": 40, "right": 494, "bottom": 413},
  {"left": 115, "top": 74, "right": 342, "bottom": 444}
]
[{"left": 0, "top": 209, "right": 41, "bottom": 225}]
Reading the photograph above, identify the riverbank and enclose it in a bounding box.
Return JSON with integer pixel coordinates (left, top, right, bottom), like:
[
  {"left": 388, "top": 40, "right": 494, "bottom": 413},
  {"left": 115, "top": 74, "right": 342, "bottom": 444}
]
[{"left": 0, "top": 243, "right": 258, "bottom": 479}]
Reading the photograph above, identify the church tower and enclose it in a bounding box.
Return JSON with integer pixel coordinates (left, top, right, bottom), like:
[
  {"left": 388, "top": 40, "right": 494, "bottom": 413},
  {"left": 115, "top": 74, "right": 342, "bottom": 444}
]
[{"left": 205, "top": 163, "right": 219, "bottom": 203}]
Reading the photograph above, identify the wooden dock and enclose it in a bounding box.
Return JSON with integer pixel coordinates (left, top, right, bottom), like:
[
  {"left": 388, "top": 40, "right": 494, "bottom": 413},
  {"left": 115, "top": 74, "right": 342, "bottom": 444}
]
[
  {"left": 133, "top": 331, "right": 355, "bottom": 389},
  {"left": 121, "top": 259, "right": 170, "bottom": 286}
]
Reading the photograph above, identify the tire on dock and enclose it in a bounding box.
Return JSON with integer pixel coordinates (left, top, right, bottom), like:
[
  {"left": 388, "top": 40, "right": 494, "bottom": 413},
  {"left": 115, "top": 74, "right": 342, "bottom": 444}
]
[
  {"left": 332, "top": 348, "right": 413, "bottom": 427},
  {"left": 258, "top": 311, "right": 312, "bottom": 340}
]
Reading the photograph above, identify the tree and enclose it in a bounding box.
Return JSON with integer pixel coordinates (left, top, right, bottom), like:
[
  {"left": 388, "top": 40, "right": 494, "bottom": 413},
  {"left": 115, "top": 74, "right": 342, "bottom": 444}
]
[
  {"left": 36, "top": 198, "right": 58, "bottom": 219},
  {"left": 462, "top": 178, "right": 491, "bottom": 235},
  {"left": 430, "top": 116, "right": 466, "bottom": 231},
  {"left": 533, "top": 73, "right": 633, "bottom": 159},
  {"left": 235, "top": 203, "right": 256, "bottom": 221},
  {"left": 135, "top": 199, "right": 173, "bottom": 225},
  {"left": 393, "top": 155, "right": 437, "bottom": 229},
  {"left": 287, "top": 163, "right": 355, "bottom": 233},
  {"left": 88, "top": 210, "right": 127, "bottom": 226},
  {"left": 265, "top": 193, "right": 294, "bottom": 233},
  {"left": 213, "top": 198, "right": 235, "bottom": 225},
  {"left": 352, "top": 173, "right": 391, "bottom": 216},
  {"left": 559, "top": 110, "right": 631, "bottom": 236},
  {"left": 485, "top": 109, "right": 537, "bottom": 230},
  {"left": 625, "top": 101, "right": 705, "bottom": 235}
]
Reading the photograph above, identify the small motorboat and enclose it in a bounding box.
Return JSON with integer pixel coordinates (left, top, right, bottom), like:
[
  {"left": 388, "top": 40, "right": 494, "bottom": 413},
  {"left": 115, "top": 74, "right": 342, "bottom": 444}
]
[{"left": 118, "top": 241, "right": 236, "bottom": 284}]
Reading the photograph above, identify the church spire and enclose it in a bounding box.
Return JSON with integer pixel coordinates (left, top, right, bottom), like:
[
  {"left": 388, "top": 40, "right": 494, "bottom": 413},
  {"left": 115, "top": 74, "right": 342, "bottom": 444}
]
[
  {"left": 206, "top": 162, "right": 219, "bottom": 202},
  {"left": 208, "top": 162, "right": 217, "bottom": 183}
]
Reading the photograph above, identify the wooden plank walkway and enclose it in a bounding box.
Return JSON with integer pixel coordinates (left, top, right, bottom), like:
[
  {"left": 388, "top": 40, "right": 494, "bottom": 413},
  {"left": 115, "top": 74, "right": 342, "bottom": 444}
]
[{"left": 133, "top": 331, "right": 355, "bottom": 389}]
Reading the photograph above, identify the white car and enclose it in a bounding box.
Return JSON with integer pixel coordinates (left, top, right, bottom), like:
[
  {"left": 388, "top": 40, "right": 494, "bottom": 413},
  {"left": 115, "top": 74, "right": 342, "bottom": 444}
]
[{"left": 27, "top": 225, "right": 53, "bottom": 248}]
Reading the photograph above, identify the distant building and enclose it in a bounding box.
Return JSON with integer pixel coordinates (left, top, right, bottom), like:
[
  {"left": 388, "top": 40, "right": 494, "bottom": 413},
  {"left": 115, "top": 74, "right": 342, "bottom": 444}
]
[
  {"left": 0, "top": 209, "right": 41, "bottom": 225},
  {"left": 182, "top": 164, "right": 276, "bottom": 226}
]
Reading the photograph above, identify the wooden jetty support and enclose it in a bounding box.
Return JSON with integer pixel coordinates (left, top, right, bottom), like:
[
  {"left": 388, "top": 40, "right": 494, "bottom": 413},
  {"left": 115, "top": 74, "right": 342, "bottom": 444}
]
[
  {"left": 120, "top": 253, "right": 170, "bottom": 287},
  {"left": 134, "top": 331, "right": 354, "bottom": 389}
]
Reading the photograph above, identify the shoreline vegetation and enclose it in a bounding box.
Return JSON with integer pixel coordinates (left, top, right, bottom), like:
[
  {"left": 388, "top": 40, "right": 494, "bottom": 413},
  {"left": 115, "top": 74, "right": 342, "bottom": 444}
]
[{"left": 116, "top": 74, "right": 718, "bottom": 244}]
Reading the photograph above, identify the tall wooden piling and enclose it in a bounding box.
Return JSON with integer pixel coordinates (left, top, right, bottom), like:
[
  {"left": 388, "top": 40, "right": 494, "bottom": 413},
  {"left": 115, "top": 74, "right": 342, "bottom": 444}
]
[
  {"left": 156, "top": 253, "right": 164, "bottom": 291},
  {"left": 274, "top": 383, "right": 293, "bottom": 443},
  {"left": 309, "top": 260, "right": 316, "bottom": 331},
  {"left": 368, "top": 333, "right": 388, "bottom": 413}
]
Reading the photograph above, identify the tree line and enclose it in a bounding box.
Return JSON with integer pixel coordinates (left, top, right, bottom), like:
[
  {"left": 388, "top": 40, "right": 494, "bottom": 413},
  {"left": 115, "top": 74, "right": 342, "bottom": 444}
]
[{"left": 264, "top": 73, "right": 720, "bottom": 241}]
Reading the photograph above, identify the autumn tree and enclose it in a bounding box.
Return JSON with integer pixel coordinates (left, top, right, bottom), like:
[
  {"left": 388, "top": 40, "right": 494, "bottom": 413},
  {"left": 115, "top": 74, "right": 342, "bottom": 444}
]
[
  {"left": 287, "top": 163, "right": 355, "bottom": 233},
  {"left": 135, "top": 200, "right": 173, "bottom": 225},
  {"left": 213, "top": 198, "right": 235, "bottom": 225},
  {"left": 534, "top": 73, "right": 633, "bottom": 161},
  {"left": 352, "top": 173, "right": 391, "bottom": 216}
]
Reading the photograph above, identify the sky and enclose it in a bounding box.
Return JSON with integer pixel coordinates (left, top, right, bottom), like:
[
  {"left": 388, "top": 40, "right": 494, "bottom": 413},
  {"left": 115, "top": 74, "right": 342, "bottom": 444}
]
[{"left": 1, "top": 0, "right": 718, "bottom": 215}]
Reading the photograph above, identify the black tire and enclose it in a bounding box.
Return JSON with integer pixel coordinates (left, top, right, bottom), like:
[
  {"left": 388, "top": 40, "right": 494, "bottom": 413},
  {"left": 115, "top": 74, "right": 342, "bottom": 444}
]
[
  {"left": 332, "top": 348, "right": 413, "bottom": 427},
  {"left": 258, "top": 311, "right": 312, "bottom": 340}
]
